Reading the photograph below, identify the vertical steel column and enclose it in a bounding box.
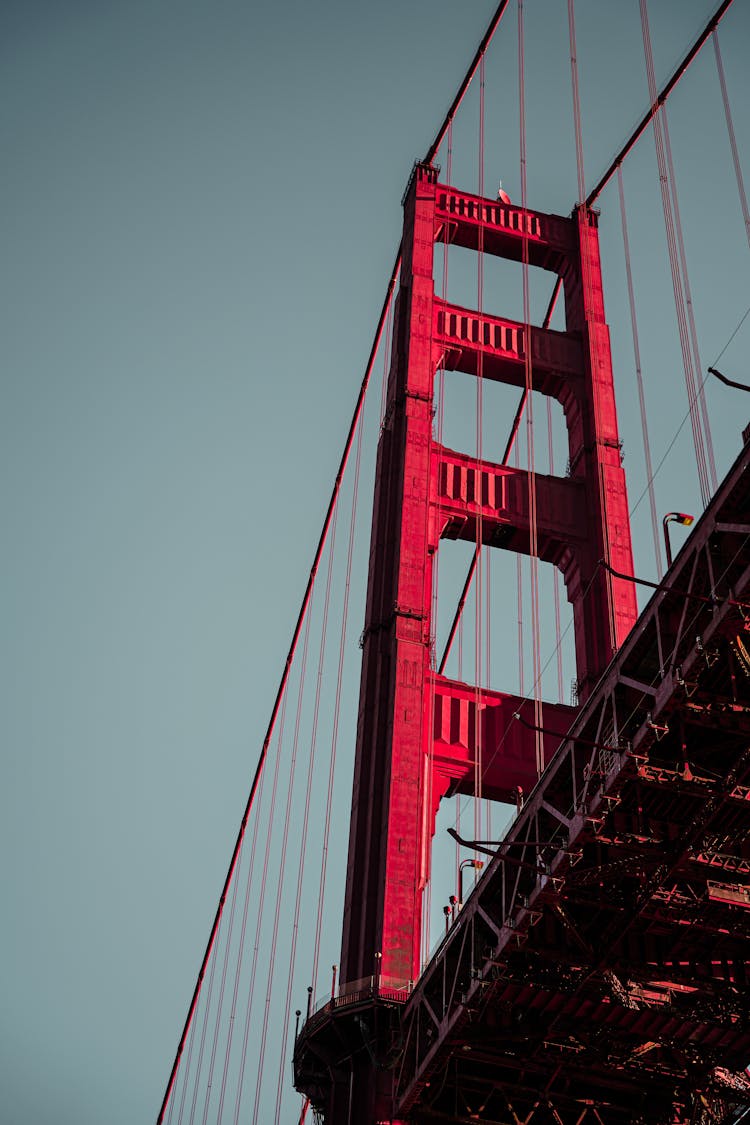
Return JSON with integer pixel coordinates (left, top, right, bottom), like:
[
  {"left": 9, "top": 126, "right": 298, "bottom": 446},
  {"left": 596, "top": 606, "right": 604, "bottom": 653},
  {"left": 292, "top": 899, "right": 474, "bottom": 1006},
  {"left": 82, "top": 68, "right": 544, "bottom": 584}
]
[
  {"left": 340, "top": 165, "right": 438, "bottom": 989},
  {"left": 563, "top": 206, "right": 638, "bottom": 700}
]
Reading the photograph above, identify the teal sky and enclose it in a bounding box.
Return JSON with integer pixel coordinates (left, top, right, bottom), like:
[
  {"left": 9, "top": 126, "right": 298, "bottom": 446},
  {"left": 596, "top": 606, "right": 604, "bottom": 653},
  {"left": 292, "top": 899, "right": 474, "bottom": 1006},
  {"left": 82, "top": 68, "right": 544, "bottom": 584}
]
[{"left": 3, "top": 2, "right": 749, "bottom": 1122}]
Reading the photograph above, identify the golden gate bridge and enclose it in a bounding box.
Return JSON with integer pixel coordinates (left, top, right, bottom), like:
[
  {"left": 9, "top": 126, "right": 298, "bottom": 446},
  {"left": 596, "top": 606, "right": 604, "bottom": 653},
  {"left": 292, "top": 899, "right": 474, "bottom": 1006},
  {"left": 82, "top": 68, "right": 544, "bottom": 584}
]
[{"left": 157, "top": 2, "right": 750, "bottom": 1121}]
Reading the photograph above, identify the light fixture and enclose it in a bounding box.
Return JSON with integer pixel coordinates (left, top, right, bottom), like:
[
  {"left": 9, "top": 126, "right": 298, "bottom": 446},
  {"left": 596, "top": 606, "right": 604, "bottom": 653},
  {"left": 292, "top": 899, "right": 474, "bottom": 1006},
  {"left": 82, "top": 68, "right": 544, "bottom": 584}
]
[
  {"left": 458, "top": 857, "right": 484, "bottom": 907},
  {"left": 662, "top": 511, "right": 694, "bottom": 567}
]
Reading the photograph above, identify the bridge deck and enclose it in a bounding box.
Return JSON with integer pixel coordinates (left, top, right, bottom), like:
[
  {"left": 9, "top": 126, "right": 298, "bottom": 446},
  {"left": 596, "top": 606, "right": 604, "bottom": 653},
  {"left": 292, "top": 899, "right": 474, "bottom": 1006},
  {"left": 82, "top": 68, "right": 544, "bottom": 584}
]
[
  {"left": 395, "top": 439, "right": 750, "bottom": 1122},
  {"left": 295, "top": 440, "right": 750, "bottom": 1122}
]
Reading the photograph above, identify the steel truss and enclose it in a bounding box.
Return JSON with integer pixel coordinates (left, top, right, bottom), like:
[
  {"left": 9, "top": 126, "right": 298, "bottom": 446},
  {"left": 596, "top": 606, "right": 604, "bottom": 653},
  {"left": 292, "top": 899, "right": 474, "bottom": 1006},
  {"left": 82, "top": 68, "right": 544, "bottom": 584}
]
[{"left": 394, "top": 443, "right": 750, "bottom": 1123}]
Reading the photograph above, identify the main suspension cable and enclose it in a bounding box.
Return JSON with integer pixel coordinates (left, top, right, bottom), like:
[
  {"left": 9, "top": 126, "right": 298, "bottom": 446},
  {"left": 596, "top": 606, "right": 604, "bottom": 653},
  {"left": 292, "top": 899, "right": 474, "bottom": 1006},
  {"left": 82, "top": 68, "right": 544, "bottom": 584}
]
[
  {"left": 424, "top": 0, "right": 512, "bottom": 165},
  {"left": 586, "top": 0, "right": 735, "bottom": 207}
]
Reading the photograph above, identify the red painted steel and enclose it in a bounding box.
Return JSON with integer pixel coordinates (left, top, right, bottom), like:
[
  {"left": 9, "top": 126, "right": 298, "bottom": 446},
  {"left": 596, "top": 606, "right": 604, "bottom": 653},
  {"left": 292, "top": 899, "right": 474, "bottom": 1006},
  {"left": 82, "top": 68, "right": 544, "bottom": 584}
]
[
  {"left": 390, "top": 438, "right": 750, "bottom": 1123},
  {"left": 429, "top": 675, "right": 576, "bottom": 806},
  {"left": 341, "top": 166, "right": 439, "bottom": 992},
  {"left": 340, "top": 164, "right": 637, "bottom": 1010}
]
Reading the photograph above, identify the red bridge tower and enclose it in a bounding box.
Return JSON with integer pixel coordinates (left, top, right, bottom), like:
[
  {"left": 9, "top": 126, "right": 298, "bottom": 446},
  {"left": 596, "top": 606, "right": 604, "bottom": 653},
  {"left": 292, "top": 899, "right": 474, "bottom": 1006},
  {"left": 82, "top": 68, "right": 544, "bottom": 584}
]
[{"left": 298, "top": 162, "right": 638, "bottom": 1122}]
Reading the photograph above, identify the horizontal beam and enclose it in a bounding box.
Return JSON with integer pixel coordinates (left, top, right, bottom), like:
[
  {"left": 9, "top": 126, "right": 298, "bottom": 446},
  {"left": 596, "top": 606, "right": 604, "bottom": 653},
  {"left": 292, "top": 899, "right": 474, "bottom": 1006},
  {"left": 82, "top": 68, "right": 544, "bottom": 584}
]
[
  {"left": 432, "top": 444, "right": 585, "bottom": 562},
  {"left": 434, "top": 185, "right": 573, "bottom": 271},
  {"left": 433, "top": 298, "right": 582, "bottom": 394},
  {"left": 430, "top": 674, "right": 577, "bottom": 803}
]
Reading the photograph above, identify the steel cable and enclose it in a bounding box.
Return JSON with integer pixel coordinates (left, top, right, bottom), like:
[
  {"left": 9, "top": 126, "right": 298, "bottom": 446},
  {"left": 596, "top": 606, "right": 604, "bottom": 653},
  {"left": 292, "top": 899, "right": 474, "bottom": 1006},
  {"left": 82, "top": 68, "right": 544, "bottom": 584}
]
[
  {"left": 264, "top": 509, "right": 342, "bottom": 1125},
  {"left": 617, "top": 165, "right": 664, "bottom": 579},
  {"left": 308, "top": 418, "right": 365, "bottom": 1006},
  {"left": 235, "top": 589, "right": 317, "bottom": 1124},
  {"left": 519, "top": 0, "right": 543, "bottom": 777},
  {"left": 640, "top": 0, "right": 712, "bottom": 509},
  {"left": 713, "top": 29, "right": 750, "bottom": 253}
]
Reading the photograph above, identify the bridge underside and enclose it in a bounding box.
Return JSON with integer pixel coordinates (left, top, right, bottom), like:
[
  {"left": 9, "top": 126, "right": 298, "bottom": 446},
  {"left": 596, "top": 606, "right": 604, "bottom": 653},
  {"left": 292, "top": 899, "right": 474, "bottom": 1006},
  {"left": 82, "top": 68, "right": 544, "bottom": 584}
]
[
  {"left": 296, "top": 441, "right": 750, "bottom": 1123},
  {"left": 394, "top": 441, "right": 750, "bottom": 1123}
]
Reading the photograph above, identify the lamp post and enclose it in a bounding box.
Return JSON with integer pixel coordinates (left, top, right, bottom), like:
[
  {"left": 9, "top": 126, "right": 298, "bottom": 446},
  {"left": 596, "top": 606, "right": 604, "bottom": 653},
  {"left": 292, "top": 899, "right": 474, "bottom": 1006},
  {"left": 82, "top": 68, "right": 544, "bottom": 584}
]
[
  {"left": 373, "top": 950, "right": 382, "bottom": 993},
  {"left": 662, "top": 511, "right": 694, "bottom": 567},
  {"left": 458, "top": 858, "right": 484, "bottom": 907}
]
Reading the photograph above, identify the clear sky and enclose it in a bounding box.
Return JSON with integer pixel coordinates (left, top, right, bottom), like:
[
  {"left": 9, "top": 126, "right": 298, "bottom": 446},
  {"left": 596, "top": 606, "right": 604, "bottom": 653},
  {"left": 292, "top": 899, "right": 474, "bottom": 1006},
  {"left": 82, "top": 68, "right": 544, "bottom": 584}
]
[{"left": 3, "top": 2, "right": 749, "bottom": 1123}]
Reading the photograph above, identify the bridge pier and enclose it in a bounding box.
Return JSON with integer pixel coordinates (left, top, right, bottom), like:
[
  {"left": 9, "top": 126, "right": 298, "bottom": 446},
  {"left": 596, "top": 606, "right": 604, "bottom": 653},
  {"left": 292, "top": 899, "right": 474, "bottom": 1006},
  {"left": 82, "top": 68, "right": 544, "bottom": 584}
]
[{"left": 293, "top": 989, "right": 408, "bottom": 1124}]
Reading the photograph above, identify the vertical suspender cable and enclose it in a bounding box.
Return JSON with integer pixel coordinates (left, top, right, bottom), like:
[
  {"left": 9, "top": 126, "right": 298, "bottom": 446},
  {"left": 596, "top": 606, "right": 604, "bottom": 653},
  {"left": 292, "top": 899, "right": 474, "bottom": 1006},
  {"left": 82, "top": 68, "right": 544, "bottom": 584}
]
[
  {"left": 564, "top": 0, "right": 589, "bottom": 701},
  {"left": 210, "top": 724, "right": 274, "bottom": 1120},
  {"left": 308, "top": 417, "right": 365, "bottom": 1004},
  {"left": 198, "top": 813, "right": 243, "bottom": 1125},
  {"left": 586, "top": 0, "right": 735, "bottom": 208},
  {"left": 660, "top": 106, "right": 718, "bottom": 492},
  {"left": 542, "top": 278, "right": 564, "bottom": 706},
  {"left": 713, "top": 29, "right": 750, "bottom": 253},
  {"left": 186, "top": 899, "right": 221, "bottom": 1124},
  {"left": 230, "top": 603, "right": 314, "bottom": 1124},
  {"left": 617, "top": 166, "right": 664, "bottom": 578},
  {"left": 425, "top": 120, "right": 455, "bottom": 960},
  {"left": 570, "top": 0, "right": 618, "bottom": 653},
  {"left": 546, "top": 397, "right": 565, "bottom": 703},
  {"left": 446, "top": 122, "right": 460, "bottom": 871},
  {"left": 223, "top": 670, "right": 297, "bottom": 1121},
  {"left": 211, "top": 731, "right": 273, "bottom": 1119},
  {"left": 265, "top": 507, "right": 343, "bottom": 1125},
  {"left": 438, "top": 278, "right": 561, "bottom": 678},
  {"left": 191, "top": 762, "right": 268, "bottom": 1122},
  {"left": 218, "top": 677, "right": 284, "bottom": 1119},
  {"left": 173, "top": 1011, "right": 197, "bottom": 1124},
  {"left": 474, "top": 52, "right": 486, "bottom": 851},
  {"left": 480, "top": 64, "right": 492, "bottom": 842},
  {"left": 432, "top": 122, "right": 452, "bottom": 663},
  {"left": 514, "top": 442, "right": 525, "bottom": 697},
  {"left": 639, "top": 0, "right": 712, "bottom": 510},
  {"left": 217, "top": 619, "right": 308, "bottom": 1123},
  {"left": 157, "top": 265, "right": 400, "bottom": 1125},
  {"left": 567, "top": 0, "right": 586, "bottom": 205},
  {"left": 191, "top": 759, "right": 268, "bottom": 1122},
  {"left": 518, "top": 0, "right": 543, "bottom": 775},
  {"left": 424, "top": 1, "right": 511, "bottom": 165},
  {"left": 157, "top": 5, "right": 516, "bottom": 1117}
]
